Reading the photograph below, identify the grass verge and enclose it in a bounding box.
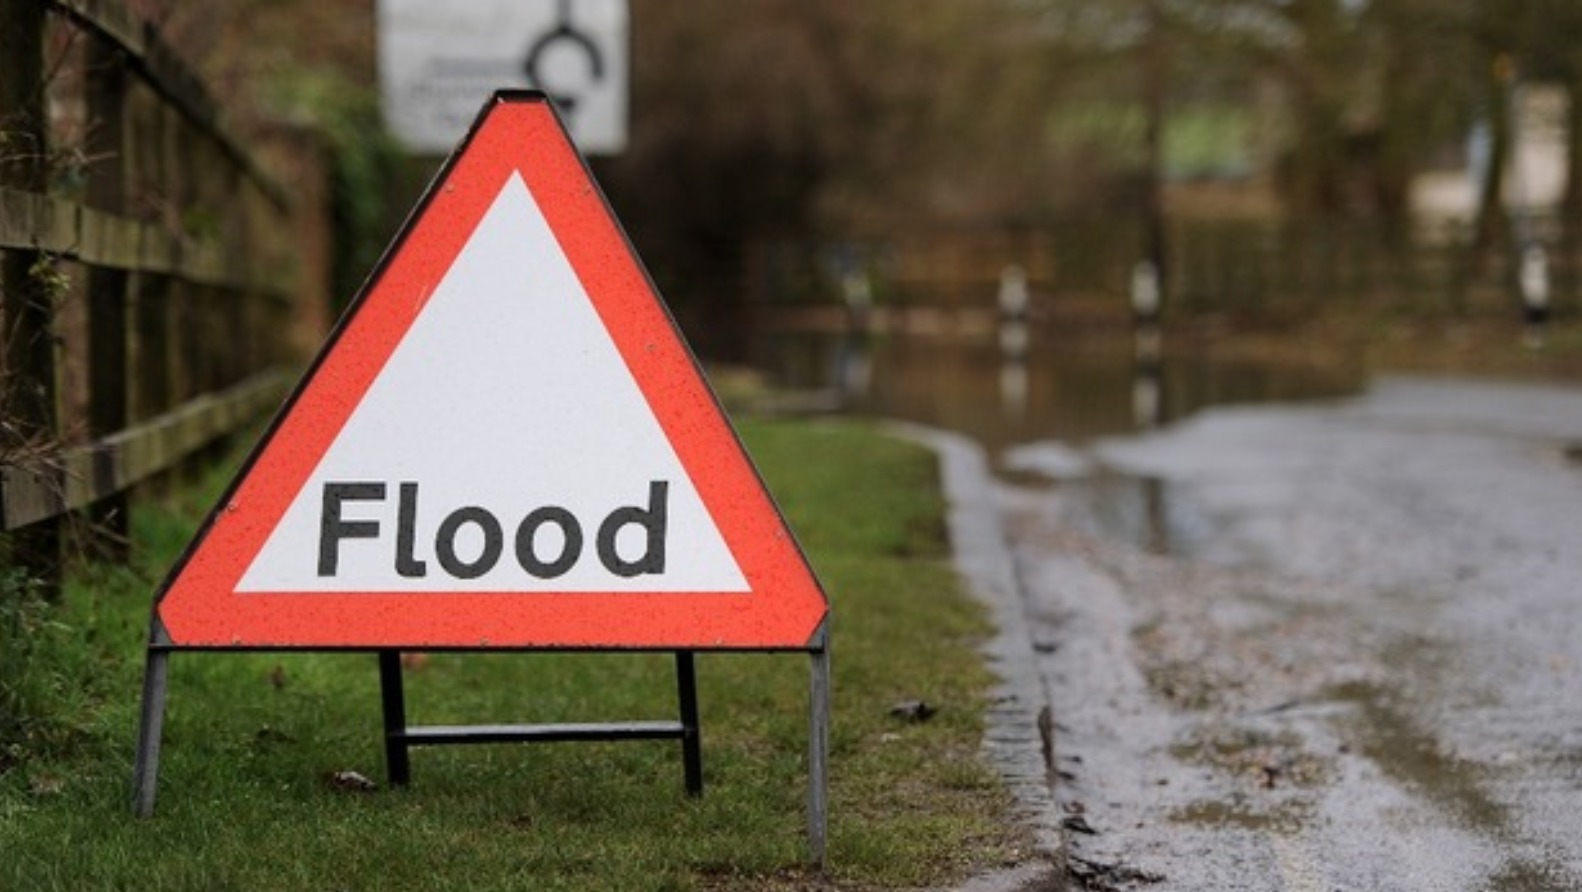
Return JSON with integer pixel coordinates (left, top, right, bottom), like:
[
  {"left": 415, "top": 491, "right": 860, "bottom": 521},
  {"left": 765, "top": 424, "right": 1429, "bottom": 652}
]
[{"left": 0, "top": 418, "right": 1026, "bottom": 891}]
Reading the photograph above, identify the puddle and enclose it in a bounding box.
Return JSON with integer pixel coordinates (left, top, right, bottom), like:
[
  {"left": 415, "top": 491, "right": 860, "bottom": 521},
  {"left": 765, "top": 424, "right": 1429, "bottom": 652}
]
[
  {"left": 1050, "top": 472, "right": 1217, "bottom": 557},
  {"left": 994, "top": 462, "right": 1218, "bottom": 557},
  {"left": 1145, "top": 654, "right": 1235, "bottom": 711},
  {"left": 1169, "top": 724, "right": 1330, "bottom": 788},
  {"left": 1324, "top": 679, "right": 1509, "bottom": 833},
  {"left": 1170, "top": 795, "right": 1311, "bottom": 834},
  {"left": 1481, "top": 859, "right": 1575, "bottom": 892}
]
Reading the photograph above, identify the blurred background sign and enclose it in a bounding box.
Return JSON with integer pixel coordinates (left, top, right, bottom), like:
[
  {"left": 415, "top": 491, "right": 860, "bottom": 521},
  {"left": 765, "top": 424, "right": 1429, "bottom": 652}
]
[{"left": 378, "top": 0, "right": 628, "bottom": 156}]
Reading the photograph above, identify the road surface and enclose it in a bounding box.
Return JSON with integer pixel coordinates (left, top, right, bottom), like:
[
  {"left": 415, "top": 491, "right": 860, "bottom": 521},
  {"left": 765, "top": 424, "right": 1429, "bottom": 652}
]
[{"left": 998, "top": 376, "right": 1582, "bottom": 891}]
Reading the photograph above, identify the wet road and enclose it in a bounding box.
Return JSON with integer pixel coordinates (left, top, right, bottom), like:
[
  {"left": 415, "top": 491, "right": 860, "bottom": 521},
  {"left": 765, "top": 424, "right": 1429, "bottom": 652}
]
[{"left": 997, "top": 376, "right": 1582, "bottom": 891}]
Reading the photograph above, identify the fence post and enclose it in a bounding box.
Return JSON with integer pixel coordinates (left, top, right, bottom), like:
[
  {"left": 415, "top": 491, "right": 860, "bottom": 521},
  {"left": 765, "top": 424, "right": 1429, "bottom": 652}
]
[
  {"left": 86, "top": 33, "right": 132, "bottom": 560},
  {"left": 1, "top": 0, "right": 62, "bottom": 593}
]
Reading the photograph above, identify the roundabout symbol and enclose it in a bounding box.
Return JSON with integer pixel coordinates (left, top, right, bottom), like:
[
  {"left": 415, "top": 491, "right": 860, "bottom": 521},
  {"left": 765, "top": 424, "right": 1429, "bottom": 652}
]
[{"left": 523, "top": 0, "right": 604, "bottom": 118}]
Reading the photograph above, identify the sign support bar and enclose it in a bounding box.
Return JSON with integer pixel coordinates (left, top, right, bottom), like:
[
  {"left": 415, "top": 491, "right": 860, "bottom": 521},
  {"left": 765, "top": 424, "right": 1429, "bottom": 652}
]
[
  {"left": 675, "top": 651, "right": 703, "bottom": 795},
  {"left": 377, "top": 651, "right": 705, "bottom": 796},
  {"left": 808, "top": 628, "right": 831, "bottom": 868},
  {"left": 378, "top": 651, "right": 413, "bottom": 785},
  {"left": 130, "top": 646, "right": 170, "bottom": 818}
]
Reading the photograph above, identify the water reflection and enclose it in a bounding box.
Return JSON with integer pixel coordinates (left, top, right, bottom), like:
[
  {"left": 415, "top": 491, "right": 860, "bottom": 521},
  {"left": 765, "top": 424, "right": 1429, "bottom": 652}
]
[
  {"left": 1132, "top": 330, "right": 1165, "bottom": 431},
  {"left": 1067, "top": 473, "right": 1184, "bottom": 555},
  {"left": 835, "top": 329, "right": 872, "bottom": 407},
  {"left": 751, "top": 326, "right": 1360, "bottom": 458},
  {"left": 997, "top": 263, "right": 1031, "bottom": 420},
  {"left": 1000, "top": 345, "right": 1029, "bottom": 421},
  {"left": 998, "top": 441, "right": 1191, "bottom": 555}
]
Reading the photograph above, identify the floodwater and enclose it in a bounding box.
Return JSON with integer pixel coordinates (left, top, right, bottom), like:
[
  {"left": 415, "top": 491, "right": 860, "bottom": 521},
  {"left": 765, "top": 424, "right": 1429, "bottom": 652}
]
[
  {"left": 751, "top": 325, "right": 1359, "bottom": 454},
  {"left": 752, "top": 324, "right": 1357, "bottom": 560},
  {"left": 755, "top": 326, "right": 1582, "bottom": 890}
]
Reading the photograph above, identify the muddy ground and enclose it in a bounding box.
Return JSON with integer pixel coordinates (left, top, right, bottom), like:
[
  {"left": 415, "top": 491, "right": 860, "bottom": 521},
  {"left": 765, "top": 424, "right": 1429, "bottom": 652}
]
[{"left": 999, "top": 376, "right": 1582, "bottom": 891}]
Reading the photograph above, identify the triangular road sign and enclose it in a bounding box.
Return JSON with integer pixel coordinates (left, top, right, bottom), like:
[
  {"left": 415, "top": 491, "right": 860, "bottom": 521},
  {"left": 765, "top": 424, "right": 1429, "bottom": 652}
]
[{"left": 153, "top": 91, "right": 827, "bottom": 650}]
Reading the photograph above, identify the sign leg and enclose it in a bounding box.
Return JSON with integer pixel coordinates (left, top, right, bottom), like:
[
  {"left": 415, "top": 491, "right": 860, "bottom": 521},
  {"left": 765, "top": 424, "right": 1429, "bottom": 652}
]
[
  {"left": 675, "top": 651, "right": 703, "bottom": 796},
  {"left": 808, "top": 644, "right": 831, "bottom": 868},
  {"left": 131, "top": 648, "right": 170, "bottom": 817},
  {"left": 378, "top": 651, "right": 411, "bottom": 786}
]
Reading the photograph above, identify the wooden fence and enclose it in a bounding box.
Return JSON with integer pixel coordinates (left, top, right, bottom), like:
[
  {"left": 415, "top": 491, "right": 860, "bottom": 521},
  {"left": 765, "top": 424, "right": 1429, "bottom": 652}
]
[
  {"left": 1166, "top": 218, "right": 1539, "bottom": 319},
  {"left": 748, "top": 215, "right": 1564, "bottom": 333},
  {"left": 1, "top": 0, "right": 329, "bottom": 593}
]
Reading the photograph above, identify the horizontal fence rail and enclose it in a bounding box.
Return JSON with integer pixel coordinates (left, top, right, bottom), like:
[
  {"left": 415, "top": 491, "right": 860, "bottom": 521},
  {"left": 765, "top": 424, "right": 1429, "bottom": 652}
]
[
  {"left": 0, "top": 189, "right": 291, "bottom": 299},
  {"left": 0, "top": 369, "right": 290, "bottom": 531}
]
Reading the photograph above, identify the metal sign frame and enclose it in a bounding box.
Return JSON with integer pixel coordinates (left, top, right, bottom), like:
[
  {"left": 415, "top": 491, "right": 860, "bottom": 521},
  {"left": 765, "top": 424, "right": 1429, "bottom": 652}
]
[
  {"left": 130, "top": 91, "right": 830, "bottom": 867},
  {"left": 133, "top": 636, "right": 831, "bottom": 864}
]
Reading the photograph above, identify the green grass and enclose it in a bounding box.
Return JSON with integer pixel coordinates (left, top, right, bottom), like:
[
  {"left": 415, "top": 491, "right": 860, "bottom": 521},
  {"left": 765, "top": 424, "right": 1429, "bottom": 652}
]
[{"left": 0, "top": 418, "right": 1023, "bottom": 890}]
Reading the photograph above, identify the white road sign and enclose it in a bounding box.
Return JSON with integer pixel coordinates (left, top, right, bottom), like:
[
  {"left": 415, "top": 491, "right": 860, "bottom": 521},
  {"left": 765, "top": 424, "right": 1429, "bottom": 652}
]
[
  {"left": 152, "top": 95, "right": 827, "bottom": 650},
  {"left": 378, "top": 0, "right": 628, "bottom": 155},
  {"left": 238, "top": 171, "right": 744, "bottom": 593}
]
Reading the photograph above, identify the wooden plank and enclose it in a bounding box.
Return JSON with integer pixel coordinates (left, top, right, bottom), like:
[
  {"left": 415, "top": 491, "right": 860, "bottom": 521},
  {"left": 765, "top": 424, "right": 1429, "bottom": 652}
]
[
  {"left": 0, "top": 189, "right": 289, "bottom": 302},
  {"left": 57, "top": 0, "right": 142, "bottom": 57},
  {"left": 48, "top": 0, "right": 291, "bottom": 211},
  {"left": 0, "top": 368, "right": 290, "bottom": 530},
  {"left": 0, "top": 189, "right": 77, "bottom": 253},
  {"left": 135, "top": 204, "right": 180, "bottom": 279},
  {"left": 78, "top": 204, "right": 142, "bottom": 269},
  {"left": 87, "top": 31, "right": 132, "bottom": 557},
  {"left": 132, "top": 272, "right": 172, "bottom": 421}
]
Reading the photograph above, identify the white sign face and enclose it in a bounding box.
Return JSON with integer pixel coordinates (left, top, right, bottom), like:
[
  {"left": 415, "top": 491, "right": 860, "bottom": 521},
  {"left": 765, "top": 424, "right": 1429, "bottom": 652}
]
[
  {"left": 378, "top": 0, "right": 628, "bottom": 155},
  {"left": 238, "top": 172, "right": 745, "bottom": 593}
]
